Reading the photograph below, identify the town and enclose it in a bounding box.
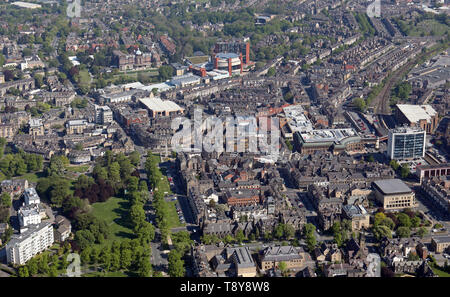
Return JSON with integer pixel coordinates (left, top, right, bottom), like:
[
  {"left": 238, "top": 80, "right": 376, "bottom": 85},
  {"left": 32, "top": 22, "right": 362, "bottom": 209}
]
[{"left": 0, "top": 0, "right": 449, "bottom": 279}]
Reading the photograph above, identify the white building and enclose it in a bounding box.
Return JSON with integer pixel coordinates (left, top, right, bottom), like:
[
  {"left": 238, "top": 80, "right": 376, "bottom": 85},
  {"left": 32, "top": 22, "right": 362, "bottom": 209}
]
[
  {"left": 6, "top": 222, "right": 54, "bottom": 265},
  {"left": 18, "top": 204, "right": 41, "bottom": 227},
  {"left": 387, "top": 126, "right": 426, "bottom": 160},
  {"left": 95, "top": 105, "right": 113, "bottom": 125},
  {"left": 23, "top": 188, "right": 40, "bottom": 206}
]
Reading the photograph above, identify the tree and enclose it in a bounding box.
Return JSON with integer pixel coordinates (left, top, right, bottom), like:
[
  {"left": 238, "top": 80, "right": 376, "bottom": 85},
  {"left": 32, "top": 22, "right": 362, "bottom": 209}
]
[
  {"left": 397, "top": 226, "right": 410, "bottom": 238},
  {"left": 158, "top": 65, "right": 174, "bottom": 81},
  {"left": 18, "top": 266, "right": 29, "bottom": 277},
  {"left": 136, "top": 252, "right": 152, "bottom": 277},
  {"left": 400, "top": 163, "right": 410, "bottom": 178},
  {"left": 235, "top": 229, "right": 246, "bottom": 244},
  {"left": 397, "top": 213, "right": 412, "bottom": 228},
  {"left": 411, "top": 217, "right": 421, "bottom": 228},
  {"left": 80, "top": 246, "right": 92, "bottom": 265},
  {"left": 278, "top": 261, "right": 288, "bottom": 276},
  {"left": 373, "top": 225, "right": 392, "bottom": 240},
  {"left": 353, "top": 98, "right": 366, "bottom": 112},
  {"left": 374, "top": 212, "right": 386, "bottom": 226},
  {"left": 266, "top": 67, "right": 276, "bottom": 77},
  {"left": 389, "top": 160, "right": 399, "bottom": 171},
  {"left": 0, "top": 192, "right": 11, "bottom": 207},
  {"left": 168, "top": 250, "right": 185, "bottom": 277},
  {"left": 381, "top": 217, "right": 395, "bottom": 230}
]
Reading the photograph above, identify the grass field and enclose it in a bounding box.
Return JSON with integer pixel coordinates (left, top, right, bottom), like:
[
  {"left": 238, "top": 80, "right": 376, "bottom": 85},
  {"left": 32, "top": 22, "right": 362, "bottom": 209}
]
[
  {"left": 432, "top": 266, "right": 450, "bottom": 277},
  {"left": 16, "top": 172, "right": 45, "bottom": 183},
  {"left": 65, "top": 165, "right": 89, "bottom": 173},
  {"left": 91, "top": 196, "right": 135, "bottom": 244},
  {"left": 167, "top": 201, "right": 183, "bottom": 228},
  {"left": 404, "top": 19, "right": 449, "bottom": 37}
]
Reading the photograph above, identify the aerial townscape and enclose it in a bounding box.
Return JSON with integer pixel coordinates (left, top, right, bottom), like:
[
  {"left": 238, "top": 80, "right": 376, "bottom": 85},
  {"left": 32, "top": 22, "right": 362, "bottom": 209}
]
[{"left": 0, "top": 0, "right": 449, "bottom": 280}]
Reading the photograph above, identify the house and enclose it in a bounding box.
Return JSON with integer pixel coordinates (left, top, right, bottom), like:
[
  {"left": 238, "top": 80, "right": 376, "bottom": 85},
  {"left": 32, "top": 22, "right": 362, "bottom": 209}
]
[
  {"left": 23, "top": 188, "right": 40, "bottom": 205},
  {"left": 54, "top": 215, "right": 72, "bottom": 242},
  {"left": 0, "top": 179, "right": 29, "bottom": 197},
  {"left": 258, "top": 245, "right": 307, "bottom": 272},
  {"left": 226, "top": 246, "right": 257, "bottom": 277}
]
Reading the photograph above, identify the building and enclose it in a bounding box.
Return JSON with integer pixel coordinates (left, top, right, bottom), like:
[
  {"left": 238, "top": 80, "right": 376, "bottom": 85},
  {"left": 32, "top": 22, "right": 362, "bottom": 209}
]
[
  {"left": 373, "top": 179, "right": 416, "bottom": 210},
  {"left": 223, "top": 189, "right": 260, "bottom": 207},
  {"left": 113, "top": 49, "right": 152, "bottom": 71},
  {"left": 29, "top": 118, "right": 44, "bottom": 136},
  {"left": 395, "top": 104, "right": 439, "bottom": 134},
  {"left": 294, "top": 128, "right": 363, "bottom": 155},
  {"left": 54, "top": 215, "right": 72, "bottom": 242},
  {"left": 95, "top": 105, "right": 113, "bottom": 125},
  {"left": 387, "top": 126, "right": 426, "bottom": 160},
  {"left": 138, "top": 97, "right": 184, "bottom": 118},
  {"left": 213, "top": 52, "right": 243, "bottom": 76},
  {"left": 259, "top": 245, "right": 306, "bottom": 272},
  {"left": 0, "top": 72, "right": 5, "bottom": 84},
  {"left": 416, "top": 163, "right": 450, "bottom": 183},
  {"left": 0, "top": 179, "right": 29, "bottom": 197},
  {"left": 431, "top": 235, "right": 450, "bottom": 253},
  {"left": 342, "top": 204, "right": 370, "bottom": 231},
  {"left": 214, "top": 39, "right": 250, "bottom": 65},
  {"left": 23, "top": 187, "right": 40, "bottom": 206},
  {"left": 421, "top": 177, "right": 450, "bottom": 213},
  {"left": 18, "top": 204, "right": 41, "bottom": 227},
  {"left": 226, "top": 246, "right": 257, "bottom": 277},
  {"left": 66, "top": 119, "right": 88, "bottom": 134},
  {"left": 6, "top": 222, "right": 54, "bottom": 265}
]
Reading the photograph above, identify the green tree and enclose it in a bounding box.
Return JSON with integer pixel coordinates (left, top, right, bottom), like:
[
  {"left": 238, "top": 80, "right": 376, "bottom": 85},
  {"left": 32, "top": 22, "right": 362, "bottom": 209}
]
[
  {"left": 266, "top": 67, "right": 276, "bottom": 77},
  {"left": 235, "top": 229, "right": 246, "bottom": 244},
  {"left": 417, "top": 227, "right": 428, "bottom": 238},
  {"left": 400, "top": 163, "right": 410, "bottom": 178},
  {"left": 397, "top": 213, "right": 412, "bottom": 228},
  {"left": 373, "top": 225, "right": 392, "bottom": 240},
  {"left": 18, "top": 266, "right": 29, "bottom": 277},
  {"left": 278, "top": 261, "right": 288, "bottom": 276},
  {"left": 0, "top": 192, "right": 11, "bottom": 207},
  {"left": 396, "top": 226, "right": 411, "bottom": 238},
  {"left": 168, "top": 250, "right": 185, "bottom": 277}
]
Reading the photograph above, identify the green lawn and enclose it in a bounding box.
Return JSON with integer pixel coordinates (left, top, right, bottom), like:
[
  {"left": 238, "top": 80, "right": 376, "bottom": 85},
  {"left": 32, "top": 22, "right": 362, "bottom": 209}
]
[
  {"left": 65, "top": 165, "right": 89, "bottom": 173},
  {"left": 16, "top": 172, "right": 42, "bottom": 183},
  {"left": 83, "top": 271, "right": 129, "bottom": 277},
  {"left": 167, "top": 201, "right": 183, "bottom": 228},
  {"left": 432, "top": 266, "right": 450, "bottom": 277},
  {"left": 405, "top": 19, "right": 449, "bottom": 37},
  {"left": 91, "top": 197, "right": 135, "bottom": 244}
]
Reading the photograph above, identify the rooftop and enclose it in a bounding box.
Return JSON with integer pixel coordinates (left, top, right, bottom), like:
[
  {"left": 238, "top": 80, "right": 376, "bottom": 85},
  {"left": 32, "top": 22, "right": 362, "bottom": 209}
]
[
  {"left": 373, "top": 179, "right": 412, "bottom": 195},
  {"left": 139, "top": 97, "right": 183, "bottom": 113},
  {"left": 396, "top": 104, "right": 437, "bottom": 124},
  {"left": 300, "top": 128, "right": 358, "bottom": 144}
]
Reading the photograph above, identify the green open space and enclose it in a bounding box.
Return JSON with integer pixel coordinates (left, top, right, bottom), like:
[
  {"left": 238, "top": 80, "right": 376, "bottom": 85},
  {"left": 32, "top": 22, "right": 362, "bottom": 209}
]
[{"left": 91, "top": 196, "right": 135, "bottom": 244}]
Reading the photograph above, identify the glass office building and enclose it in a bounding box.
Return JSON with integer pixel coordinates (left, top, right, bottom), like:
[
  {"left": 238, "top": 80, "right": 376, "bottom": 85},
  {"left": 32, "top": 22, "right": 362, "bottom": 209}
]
[{"left": 387, "top": 127, "right": 426, "bottom": 160}]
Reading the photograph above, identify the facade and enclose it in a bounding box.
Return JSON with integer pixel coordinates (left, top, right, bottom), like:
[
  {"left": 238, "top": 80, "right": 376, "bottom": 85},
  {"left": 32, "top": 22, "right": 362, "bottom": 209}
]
[
  {"left": 387, "top": 126, "right": 426, "bottom": 160},
  {"left": 431, "top": 235, "right": 450, "bottom": 253},
  {"left": 223, "top": 190, "right": 260, "bottom": 207},
  {"left": 139, "top": 97, "right": 184, "bottom": 118},
  {"left": 113, "top": 50, "right": 152, "bottom": 71},
  {"left": 214, "top": 39, "right": 250, "bottom": 65},
  {"left": 373, "top": 179, "right": 416, "bottom": 210},
  {"left": 23, "top": 187, "right": 40, "bottom": 206},
  {"left": 6, "top": 222, "right": 54, "bottom": 265},
  {"left": 342, "top": 204, "right": 370, "bottom": 231},
  {"left": 18, "top": 204, "right": 41, "bottom": 227},
  {"left": 95, "top": 105, "right": 113, "bottom": 125},
  {"left": 259, "top": 245, "right": 306, "bottom": 272},
  {"left": 66, "top": 120, "right": 88, "bottom": 134},
  {"left": 421, "top": 177, "right": 450, "bottom": 213},
  {"left": 395, "top": 104, "right": 439, "bottom": 134},
  {"left": 29, "top": 118, "right": 44, "bottom": 136},
  {"left": 416, "top": 163, "right": 450, "bottom": 183},
  {"left": 226, "top": 246, "right": 257, "bottom": 277},
  {"left": 213, "top": 52, "right": 243, "bottom": 76}
]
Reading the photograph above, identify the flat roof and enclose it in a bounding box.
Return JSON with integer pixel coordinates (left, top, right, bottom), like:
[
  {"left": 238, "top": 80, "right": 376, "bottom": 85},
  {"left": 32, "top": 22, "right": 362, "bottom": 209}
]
[
  {"left": 373, "top": 179, "right": 412, "bottom": 195},
  {"left": 432, "top": 235, "right": 450, "bottom": 243},
  {"left": 396, "top": 104, "right": 437, "bottom": 124},
  {"left": 139, "top": 97, "right": 183, "bottom": 113},
  {"left": 12, "top": 1, "right": 42, "bottom": 9},
  {"left": 300, "top": 128, "right": 358, "bottom": 143},
  {"left": 216, "top": 52, "right": 240, "bottom": 59}
]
